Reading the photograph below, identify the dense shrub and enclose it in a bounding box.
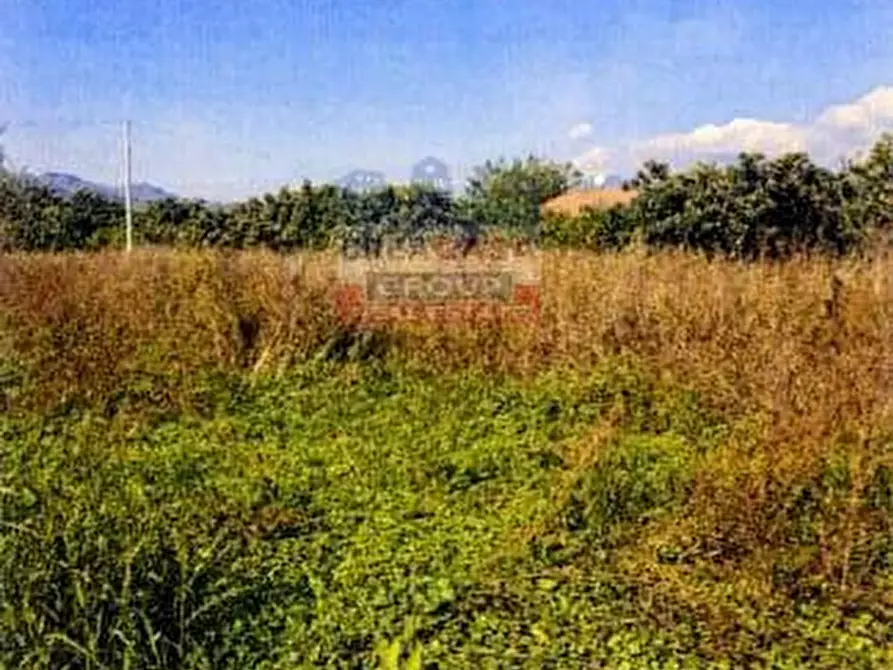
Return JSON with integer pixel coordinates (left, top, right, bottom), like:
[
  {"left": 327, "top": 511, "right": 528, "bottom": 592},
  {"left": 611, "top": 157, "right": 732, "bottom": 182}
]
[
  {"left": 3, "top": 137, "right": 893, "bottom": 258},
  {"left": 540, "top": 205, "right": 638, "bottom": 250},
  {"left": 458, "top": 155, "right": 582, "bottom": 240},
  {"left": 0, "top": 174, "right": 125, "bottom": 252},
  {"left": 623, "top": 152, "right": 862, "bottom": 259},
  {"left": 545, "top": 134, "right": 893, "bottom": 259},
  {"left": 0, "top": 175, "right": 471, "bottom": 255}
]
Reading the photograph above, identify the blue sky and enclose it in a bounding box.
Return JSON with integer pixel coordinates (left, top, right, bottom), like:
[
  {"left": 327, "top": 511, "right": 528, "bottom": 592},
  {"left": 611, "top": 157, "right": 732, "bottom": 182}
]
[{"left": 2, "top": 0, "right": 892, "bottom": 200}]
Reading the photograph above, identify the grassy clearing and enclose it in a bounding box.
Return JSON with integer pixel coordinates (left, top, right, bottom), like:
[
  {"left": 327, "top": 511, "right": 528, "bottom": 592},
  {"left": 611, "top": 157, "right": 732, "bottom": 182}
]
[{"left": 1, "top": 248, "right": 892, "bottom": 668}]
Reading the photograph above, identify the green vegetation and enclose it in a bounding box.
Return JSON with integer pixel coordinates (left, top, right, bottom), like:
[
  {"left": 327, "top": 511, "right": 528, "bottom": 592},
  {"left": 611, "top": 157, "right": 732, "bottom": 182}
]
[
  {"left": 4, "top": 362, "right": 888, "bottom": 669},
  {"left": 458, "top": 156, "right": 581, "bottom": 239},
  {"left": 0, "top": 154, "right": 574, "bottom": 255},
  {"left": 1, "top": 248, "right": 891, "bottom": 667},
  {"left": 542, "top": 134, "right": 893, "bottom": 259},
  {"left": 3, "top": 134, "right": 892, "bottom": 259}
]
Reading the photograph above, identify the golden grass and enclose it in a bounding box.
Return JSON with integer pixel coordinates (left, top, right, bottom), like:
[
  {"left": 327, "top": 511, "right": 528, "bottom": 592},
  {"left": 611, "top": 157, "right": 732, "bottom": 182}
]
[
  {"left": 3, "top": 246, "right": 892, "bottom": 423},
  {"left": 0, "top": 248, "right": 340, "bottom": 409}
]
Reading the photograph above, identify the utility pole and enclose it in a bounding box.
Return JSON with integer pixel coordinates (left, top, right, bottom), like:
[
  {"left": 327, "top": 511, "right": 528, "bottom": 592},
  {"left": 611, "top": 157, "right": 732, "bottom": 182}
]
[{"left": 123, "top": 120, "right": 133, "bottom": 252}]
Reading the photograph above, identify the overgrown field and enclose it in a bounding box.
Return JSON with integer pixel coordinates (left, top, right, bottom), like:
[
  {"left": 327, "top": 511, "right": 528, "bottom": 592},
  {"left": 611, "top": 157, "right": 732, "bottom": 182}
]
[{"left": 1, "top": 248, "right": 892, "bottom": 668}]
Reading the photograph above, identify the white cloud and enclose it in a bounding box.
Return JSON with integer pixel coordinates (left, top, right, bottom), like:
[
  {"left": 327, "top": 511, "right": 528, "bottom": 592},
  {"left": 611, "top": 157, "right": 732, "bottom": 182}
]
[
  {"left": 809, "top": 87, "right": 893, "bottom": 164},
  {"left": 574, "top": 85, "right": 893, "bottom": 175},
  {"left": 573, "top": 146, "right": 614, "bottom": 173},
  {"left": 567, "top": 121, "right": 594, "bottom": 140},
  {"left": 638, "top": 118, "right": 807, "bottom": 157},
  {"left": 815, "top": 87, "right": 893, "bottom": 131}
]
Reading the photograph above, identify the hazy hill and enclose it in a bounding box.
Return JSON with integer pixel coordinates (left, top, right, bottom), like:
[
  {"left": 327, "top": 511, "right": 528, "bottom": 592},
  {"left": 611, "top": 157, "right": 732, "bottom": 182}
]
[{"left": 37, "top": 171, "right": 177, "bottom": 203}]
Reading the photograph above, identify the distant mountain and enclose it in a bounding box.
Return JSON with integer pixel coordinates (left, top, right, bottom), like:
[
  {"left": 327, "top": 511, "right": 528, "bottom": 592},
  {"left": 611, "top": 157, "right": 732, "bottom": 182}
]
[{"left": 37, "top": 172, "right": 177, "bottom": 203}]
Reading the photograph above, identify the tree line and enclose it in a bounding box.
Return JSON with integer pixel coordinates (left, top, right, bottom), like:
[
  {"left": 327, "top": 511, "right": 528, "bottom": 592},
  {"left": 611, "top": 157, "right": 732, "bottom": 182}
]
[
  {"left": 543, "top": 135, "right": 893, "bottom": 259},
  {"left": 2, "top": 135, "right": 892, "bottom": 260},
  {"left": 0, "top": 156, "right": 575, "bottom": 255}
]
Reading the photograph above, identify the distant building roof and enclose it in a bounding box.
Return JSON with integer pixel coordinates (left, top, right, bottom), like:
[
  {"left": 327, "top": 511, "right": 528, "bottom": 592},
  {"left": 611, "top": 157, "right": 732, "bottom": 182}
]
[{"left": 541, "top": 188, "right": 638, "bottom": 217}]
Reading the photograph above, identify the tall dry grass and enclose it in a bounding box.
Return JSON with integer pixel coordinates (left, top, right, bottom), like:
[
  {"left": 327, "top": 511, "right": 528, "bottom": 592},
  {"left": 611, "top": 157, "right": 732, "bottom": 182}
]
[
  {"left": 2, "top": 246, "right": 891, "bottom": 620},
  {"left": 4, "top": 245, "right": 893, "bottom": 424},
  {"left": 0, "top": 248, "right": 340, "bottom": 412},
  {"left": 537, "top": 248, "right": 893, "bottom": 638},
  {"left": 540, "top": 248, "right": 893, "bottom": 611}
]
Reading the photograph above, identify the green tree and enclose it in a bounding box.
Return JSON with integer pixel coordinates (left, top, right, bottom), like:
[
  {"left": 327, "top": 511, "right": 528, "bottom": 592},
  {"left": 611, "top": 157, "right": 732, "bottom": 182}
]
[
  {"left": 135, "top": 197, "right": 221, "bottom": 247},
  {"left": 625, "top": 152, "right": 859, "bottom": 259},
  {"left": 389, "top": 183, "right": 461, "bottom": 251},
  {"left": 458, "top": 155, "right": 582, "bottom": 240},
  {"left": 65, "top": 189, "right": 126, "bottom": 249},
  {"left": 841, "top": 133, "right": 893, "bottom": 237},
  {"left": 335, "top": 183, "right": 464, "bottom": 256},
  {"left": 0, "top": 174, "right": 77, "bottom": 252}
]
